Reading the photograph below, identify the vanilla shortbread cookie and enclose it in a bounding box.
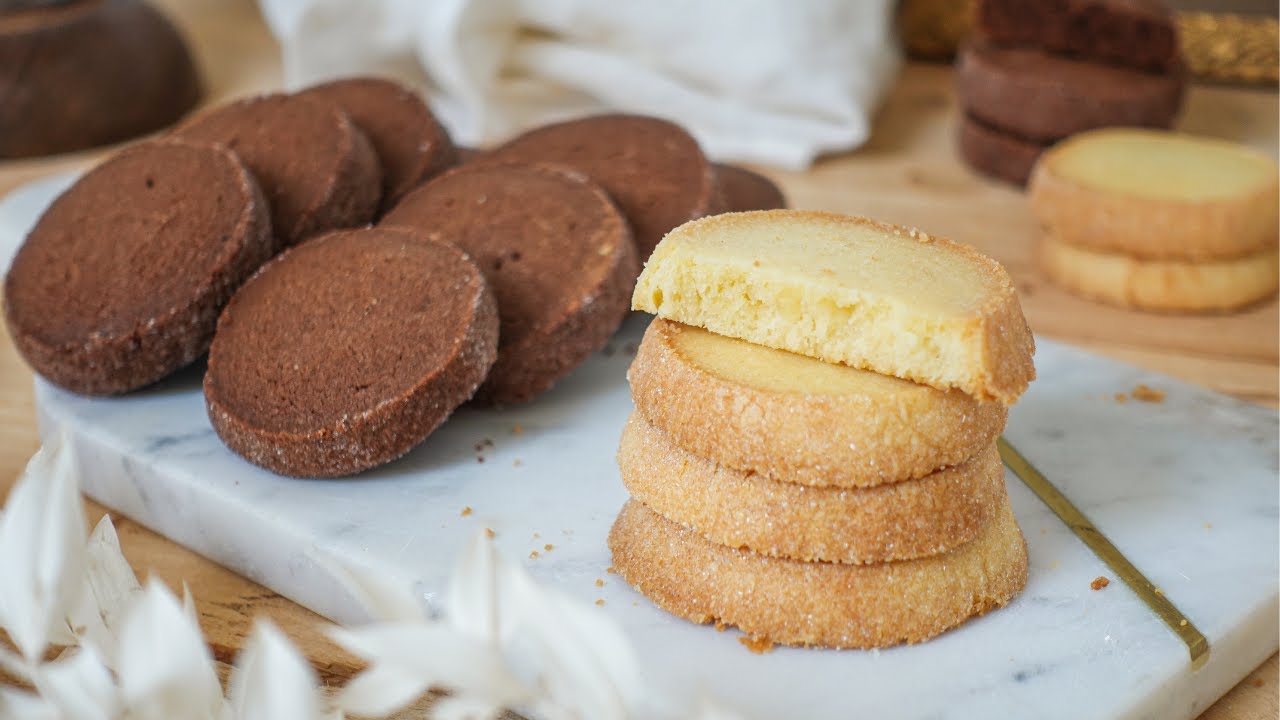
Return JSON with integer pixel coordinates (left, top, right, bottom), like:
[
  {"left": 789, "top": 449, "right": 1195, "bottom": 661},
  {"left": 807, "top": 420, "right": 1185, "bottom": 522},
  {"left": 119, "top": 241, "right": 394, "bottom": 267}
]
[
  {"left": 608, "top": 496, "right": 1028, "bottom": 649},
  {"left": 619, "top": 414, "right": 1005, "bottom": 563},
  {"left": 628, "top": 319, "right": 1006, "bottom": 486},
  {"left": 632, "top": 210, "right": 1035, "bottom": 404},
  {"left": 1040, "top": 236, "right": 1279, "bottom": 312},
  {"left": 1030, "top": 129, "right": 1279, "bottom": 261}
]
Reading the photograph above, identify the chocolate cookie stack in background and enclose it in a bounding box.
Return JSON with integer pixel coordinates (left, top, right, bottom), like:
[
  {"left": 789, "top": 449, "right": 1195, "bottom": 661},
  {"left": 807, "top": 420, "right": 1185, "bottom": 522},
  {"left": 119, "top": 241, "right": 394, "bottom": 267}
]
[
  {"left": 954, "top": 0, "right": 1187, "bottom": 186},
  {"left": 3, "top": 72, "right": 790, "bottom": 478},
  {"left": 611, "top": 210, "right": 1036, "bottom": 649}
]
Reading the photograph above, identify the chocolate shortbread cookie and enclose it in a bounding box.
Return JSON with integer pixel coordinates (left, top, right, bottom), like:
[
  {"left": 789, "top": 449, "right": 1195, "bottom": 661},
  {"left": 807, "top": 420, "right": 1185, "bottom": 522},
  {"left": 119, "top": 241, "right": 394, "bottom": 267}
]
[
  {"left": 956, "top": 43, "right": 1184, "bottom": 142},
  {"left": 298, "top": 77, "right": 457, "bottom": 212},
  {"left": 382, "top": 162, "right": 638, "bottom": 405},
  {"left": 957, "top": 115, "right": 1047, "bottom": 187},
  {"left": 173, "top": 93, "right": 381, "bottom": 248},
  {"left": 204, "top": 227, "right": 498, "bottom": 478},
  {"left": 4, "top": 139, "right": 272, "bottom": 394},
  {"left": 714, "top": 163, "right": 787, "bottom": 212},
  {"left": 0, "top": 0, "right": 201, "bottom": 158},
  {"left": 483, "top": 114, "right": 719, "bottom": 260},
  {"left": 976, "top": 0, "right": 1180, "bottom": 73}
]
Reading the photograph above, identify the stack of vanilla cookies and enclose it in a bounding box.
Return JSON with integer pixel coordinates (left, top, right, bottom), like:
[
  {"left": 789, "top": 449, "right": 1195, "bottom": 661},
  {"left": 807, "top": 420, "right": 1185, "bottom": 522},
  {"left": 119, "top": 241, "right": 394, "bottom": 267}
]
[
  {"left": 609, "top": 210, "right": 1037, "bottom": 649},
  {"left": 1031, "top": 128, "right": 1280, "bottom": 313}
]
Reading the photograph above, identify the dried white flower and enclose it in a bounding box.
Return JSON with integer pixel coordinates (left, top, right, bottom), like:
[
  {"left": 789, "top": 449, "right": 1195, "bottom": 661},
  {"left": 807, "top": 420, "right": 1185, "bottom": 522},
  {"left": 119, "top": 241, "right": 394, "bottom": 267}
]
[
  {"left": 0, "top": 686, "right": 58, "bottom": 720},
  {"left": 331, "top": 529, "right": 655, "bottom": 720},
  {"left": 0, "top": 433, "right": 87, "bottom": 662},
  {"left": 115, "top": 579, "right": 228, "bottom": 720},
  {"left": 64, "top": 516, "right": 142, "bottom": 665},
  {"left": 31, "top": 644, "right": 118, "bottom": 720},
  {"left": 229, "top": 619, "right": 338, "bottom": 720},
  {"left": 1, "top": 439, "right": 740, "bottom": 720}
]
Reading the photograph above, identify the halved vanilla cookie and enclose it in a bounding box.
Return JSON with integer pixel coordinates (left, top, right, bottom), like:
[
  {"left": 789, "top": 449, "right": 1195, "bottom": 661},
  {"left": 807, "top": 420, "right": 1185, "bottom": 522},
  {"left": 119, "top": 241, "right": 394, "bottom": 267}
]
[
  {"left": 1030, "top": 129, "right": 1279, "bottom": 261},
  {"left": 608, "top": 496, "right": 1028, "bottom": 649},
  {"left": 633, "top": 210, "right": 1035, "bottom": 403},
  {"left": 618, "top": 414, "right": 1005, "bottom": 563},
  {"left": 1040, "top": 236, "right": 1279, "bottom": 313},
  {"left": 629, "top": 319, "right": 1006, "bottom": 486}
]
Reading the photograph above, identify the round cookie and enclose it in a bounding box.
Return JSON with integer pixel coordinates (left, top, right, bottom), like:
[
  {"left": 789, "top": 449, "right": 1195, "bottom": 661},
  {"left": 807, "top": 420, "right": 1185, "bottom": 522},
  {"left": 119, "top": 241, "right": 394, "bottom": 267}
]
[
  {"left": 714, "top": 163, "right": 787, "bottom": 212},
  {"left": 956, "top": 43, "right": 1184, "bottom": 142},
  {"left": 608, "top": 497, "right": 1028, "bottom": 649},
  {"left": 297, "top": 77, "right": 457, "bottom": 212},
  {"left": 381, "top": 163, "right": 639, "bottom": 405},
  {"left": 1030, "top": 128, "right": 1280, "bottom": 261},
  {"left": 4, "top": 139, "right": 271, "bottom": 395},
  {"left": 957, "top": 114, "right": 1046, "bottom": 187},
  {"left": 0, "top": 0, "right": 201, "bottom": 158},
  {"left": 1040, "top": 236, "right": 1279, "bottom": 313},
  {"left": 628, "top": 319, "right": 1007, "bottom": 487},
  {"left": 975, "top": 0, "right": 1180, "bottom": 74},
  {"left": 204, "top": 228, "right": 498, "bottom": 477},
  {"left": 619, "top": 414, "right": 1005, "bottom": 564},
  {"left": 173, "top": 93, "right": 381, "bottom": 248},
  {"left": 483, "top": 114, "right": 720, "bottom": 259}
]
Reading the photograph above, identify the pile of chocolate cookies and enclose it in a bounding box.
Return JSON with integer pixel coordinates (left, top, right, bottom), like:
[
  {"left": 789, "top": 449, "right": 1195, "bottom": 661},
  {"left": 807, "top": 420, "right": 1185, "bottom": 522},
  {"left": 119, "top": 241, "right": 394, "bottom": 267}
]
[
  {"left": 3, "top": 77, "right": 786, "bottom": 478},
  {"left": 955, "top": 0, "right": 1186, "bottom": 186}
]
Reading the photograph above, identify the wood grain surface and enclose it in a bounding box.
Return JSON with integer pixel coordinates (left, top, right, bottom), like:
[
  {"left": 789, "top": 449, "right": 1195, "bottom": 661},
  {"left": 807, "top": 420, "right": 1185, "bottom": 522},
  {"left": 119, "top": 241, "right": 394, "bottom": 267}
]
[{"left": 0, "top": 0, "right": 1275, "bottom": 716}]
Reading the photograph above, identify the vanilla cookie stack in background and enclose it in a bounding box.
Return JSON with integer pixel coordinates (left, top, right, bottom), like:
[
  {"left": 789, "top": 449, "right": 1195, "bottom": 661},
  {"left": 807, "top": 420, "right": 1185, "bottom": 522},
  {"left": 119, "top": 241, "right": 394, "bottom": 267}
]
[
  {"left": 954, "top": 0, "right": 1186, "bottom": 186},
  {"left": 1030, "top": 128, "right": 1280, "bottom": 313},
  {"left": 609, "top": 210, "right": 1036, "bottom": 649}
]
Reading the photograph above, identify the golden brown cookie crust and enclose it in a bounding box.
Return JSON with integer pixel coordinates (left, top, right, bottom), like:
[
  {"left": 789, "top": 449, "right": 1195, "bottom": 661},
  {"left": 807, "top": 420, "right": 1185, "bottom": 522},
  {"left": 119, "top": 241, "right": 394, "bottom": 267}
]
[
  {"left": 628, "top": 319, "right": 1007, "bottom": 487},
  {"left": 1029, "top": 131, "right": 1280, "bottom": 261},
  {"left": 1039, "top": 235, "right": 1279, "bottom": 313},
  {"left": 619, "top": 414, "right": 1005, "bottom": 563},
  {"left": 608, "top": 496, "right": 1028, "bottom": 649}
]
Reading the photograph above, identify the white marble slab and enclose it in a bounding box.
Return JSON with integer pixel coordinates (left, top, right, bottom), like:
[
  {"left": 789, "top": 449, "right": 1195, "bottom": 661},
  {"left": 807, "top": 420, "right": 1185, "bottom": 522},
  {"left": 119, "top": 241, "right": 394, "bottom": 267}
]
[{"left": 5, "top": 175, "right": 1278, "bottom": 720}]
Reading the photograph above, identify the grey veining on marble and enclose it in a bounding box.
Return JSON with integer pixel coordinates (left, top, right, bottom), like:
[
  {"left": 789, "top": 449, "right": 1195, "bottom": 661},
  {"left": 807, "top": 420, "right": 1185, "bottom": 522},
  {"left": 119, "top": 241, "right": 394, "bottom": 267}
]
[{"left": 5, "top": 173, "right": 1279, "bottom": 720}]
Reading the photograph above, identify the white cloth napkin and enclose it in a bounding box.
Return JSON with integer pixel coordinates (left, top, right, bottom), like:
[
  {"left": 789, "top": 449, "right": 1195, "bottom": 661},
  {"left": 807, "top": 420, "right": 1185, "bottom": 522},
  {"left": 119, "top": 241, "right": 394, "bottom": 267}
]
[{"left": 258, "top": 0, "right": 900, "bottom": 169}]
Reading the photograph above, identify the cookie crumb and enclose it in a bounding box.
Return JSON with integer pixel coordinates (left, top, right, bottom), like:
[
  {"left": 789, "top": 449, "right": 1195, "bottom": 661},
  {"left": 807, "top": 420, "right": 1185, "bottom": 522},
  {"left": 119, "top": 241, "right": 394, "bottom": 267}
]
[
  {"left": 594, "top": 578, "right": 605, "bottom": 587},
  {"left": 1154, "top": 587, "right": 1164, "bottom": 596},
  {"left": 460, "top": 506, "right": 473, "bottom": 517},
  {"left": 533, "top": 532, "right": 541, "bottom": 539},
  {"left": 529, "top": 550, "right": 540, "bottom": 559},
  {"left": 595, "top": 599, "right": 606, "bottom": 606},
  {"left": 739, "top": 635, "right": 774, "bottom": 654},
  {"left": 1090, "top": 576, "right": 1110, "bottom": 591},
  {"left": 1204, "top": 521, "right": 1213, "bottom": 529},
  {"left": 1131, "top": 384, "right": 1165, "bottom": 403},
  {"left": 1179, "top": 619, "right": 1188, "bottom": 627},
  {"left": 544, "top": 543, "right": 554, "bottom": 551},
  {"left": 606, "top": 565, "right": 616, "bottom": 574},
  {"left": 513, "top": 459, "right": 523, "bottom": 467},
  {"left": 512, "top": 423, "right": 524, "bottom": 435},
  {"left": 484, "top": 528, "right": 495, "bottom": 538},
  {"left": 1114, "top": 392, "right": 1128, "bottom": 403}
]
